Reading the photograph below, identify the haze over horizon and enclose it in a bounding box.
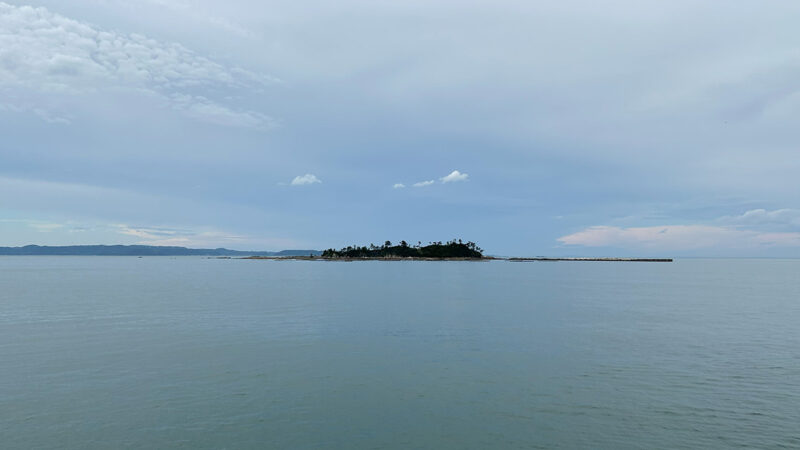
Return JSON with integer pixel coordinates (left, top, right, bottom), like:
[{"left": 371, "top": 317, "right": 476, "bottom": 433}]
[{"left": 2, "top": 1, "right": 800, "bottom": 257}]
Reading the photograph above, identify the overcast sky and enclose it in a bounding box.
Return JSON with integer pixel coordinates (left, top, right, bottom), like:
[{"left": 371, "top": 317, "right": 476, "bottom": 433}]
[{"left": 2, "top": 0, "right": 800, "bottom": 256}]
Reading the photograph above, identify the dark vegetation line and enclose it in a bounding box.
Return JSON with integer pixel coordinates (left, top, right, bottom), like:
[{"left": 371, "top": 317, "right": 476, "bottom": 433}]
[{"left": 322, "top": 239, "right": 483, "bottom": 259}]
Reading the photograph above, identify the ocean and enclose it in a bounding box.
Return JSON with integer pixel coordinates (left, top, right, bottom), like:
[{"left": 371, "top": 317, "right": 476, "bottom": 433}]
[{"left": 1, "top": 257, "right": 799, "bottom": 448}]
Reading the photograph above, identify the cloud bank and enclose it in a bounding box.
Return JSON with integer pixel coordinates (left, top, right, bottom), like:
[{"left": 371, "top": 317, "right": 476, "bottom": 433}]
[{"left": 0, "top": 2, "right": 275, "bottom": 128}]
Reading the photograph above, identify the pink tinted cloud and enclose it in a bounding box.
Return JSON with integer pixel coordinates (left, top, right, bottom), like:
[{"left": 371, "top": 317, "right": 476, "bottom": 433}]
[{"left": 558, "top": 225, "right": 800, "bottom": 250}]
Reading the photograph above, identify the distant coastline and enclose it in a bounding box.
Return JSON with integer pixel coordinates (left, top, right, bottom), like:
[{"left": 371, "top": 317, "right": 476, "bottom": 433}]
[{"left": 0, "top": 245, "right": 320, "bottom": 257}]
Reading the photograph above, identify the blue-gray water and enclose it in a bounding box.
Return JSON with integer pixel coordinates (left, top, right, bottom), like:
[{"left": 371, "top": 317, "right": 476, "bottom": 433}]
[{"left": 2, "top": 257, "right": 799, "bottom": 449}]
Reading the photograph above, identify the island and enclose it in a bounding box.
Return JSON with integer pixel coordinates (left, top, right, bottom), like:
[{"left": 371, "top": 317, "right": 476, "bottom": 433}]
[{"left": 322, "top": 240, "right": 484, "bottom": 260}]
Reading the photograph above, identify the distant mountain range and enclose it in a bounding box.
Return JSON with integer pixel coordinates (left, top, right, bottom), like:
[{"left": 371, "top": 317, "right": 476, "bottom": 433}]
[{"left": 0, "top": 245, "right": 322, "bottom": 257}]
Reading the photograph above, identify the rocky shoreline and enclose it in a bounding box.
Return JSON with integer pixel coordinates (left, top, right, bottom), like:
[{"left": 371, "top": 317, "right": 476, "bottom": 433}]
[{"left": 506, "top": 257, "right": 673, "bottom": 262}]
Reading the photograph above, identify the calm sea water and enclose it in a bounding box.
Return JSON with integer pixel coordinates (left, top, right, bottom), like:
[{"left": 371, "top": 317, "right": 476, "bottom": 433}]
[{"left": 1, "top": 257, "right": 799, "bottom": 449}]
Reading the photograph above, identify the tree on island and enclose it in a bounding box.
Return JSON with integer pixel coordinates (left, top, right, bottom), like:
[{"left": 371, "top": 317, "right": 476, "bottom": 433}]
[{"left": 321, "top": 239, "right": 483, "bottom": 259}]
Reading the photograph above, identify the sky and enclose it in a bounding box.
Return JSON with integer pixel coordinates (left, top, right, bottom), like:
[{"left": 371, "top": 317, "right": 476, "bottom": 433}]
[{"left": 1, "top": 0, "right": 800, "bottom": 256}]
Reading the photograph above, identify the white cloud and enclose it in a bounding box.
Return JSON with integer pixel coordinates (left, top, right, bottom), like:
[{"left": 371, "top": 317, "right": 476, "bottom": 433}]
[
  {"left": 721, "top": 208, "right": 800, "bottom": 227},
  {"left": 115, "top": 224, "right": 256, "bottom": 248},
  {"left": 558, "top": 224, "right": 800, "bottom": 250},
  {"left": 0, "top": 103, "right": 72, "bottom": 124},
  {"left": 440, "top": 170, "right": 469, "bottom": 183},
  {"left": 114, "top": 224, "right": 303, "bottom": 250},
  {"left": 397, "top": 171, "right": 467, "bottom": 189},
  {"left": 116, "top": 225, "right": 182, "bottom": 240},
  {"left": 169, "top": 93, "right": 276, "bottom": 130},
  {"left": 0, "top": 2, "right": 275, "bottom": 128},
  {"left": 114, "top": 224, "right": 301, "bottom": 250},
  {"left": 28, "top": 222, "right": 65, "bottom": 232},
  {"left": 123, "top": 0, "right": 258, "bottom": 39},
  {"left": 290, "top": 174, "right": 321, "bottom": 186}
]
